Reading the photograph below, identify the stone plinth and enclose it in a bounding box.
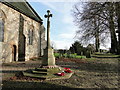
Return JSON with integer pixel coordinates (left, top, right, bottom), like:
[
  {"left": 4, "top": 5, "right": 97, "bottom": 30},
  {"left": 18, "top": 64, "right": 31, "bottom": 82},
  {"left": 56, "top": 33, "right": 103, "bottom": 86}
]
[{"left": 42, "top": 48, "right": 55, "bottom": 66}]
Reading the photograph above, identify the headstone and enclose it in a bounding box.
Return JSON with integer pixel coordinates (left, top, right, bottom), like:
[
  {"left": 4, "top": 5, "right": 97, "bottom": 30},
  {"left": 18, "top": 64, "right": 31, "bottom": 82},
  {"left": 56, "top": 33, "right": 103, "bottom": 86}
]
[{"left": 86, "top": 50, "right": 91, "bottom": 58}]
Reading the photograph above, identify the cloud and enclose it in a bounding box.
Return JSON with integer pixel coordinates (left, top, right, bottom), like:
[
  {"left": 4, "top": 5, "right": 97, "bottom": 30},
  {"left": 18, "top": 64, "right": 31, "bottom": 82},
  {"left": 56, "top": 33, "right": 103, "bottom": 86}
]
[
  {"left": 40, "top": 2, "right": 75, "bottom": 13},
  {"left": 63, "top": 25, "right": 78, "bottom": 33},
  {"left": 52, "top": 23, "right": 77, "bottom": 49},
  {"left": 40, "top": 2, "right": 58, "bottom": 11},
  {"left": 53, "top": 29, "right": 76, "bottom": 49},
  {"left": 58, "top": 25, "right": 77, "bottom": 39},
  {"left": 62, "top": 15, "right": 73, "bottom": 24},
  {"left": 27, "top": 0, "right": 79, "bottom": 2},
  {"left": 40, "top": 2, "right": 75, "bottom": 25},
  {"left": 59, "top": 33, "right": 74, "bottom": 39},
  {"left": 39, "top": 2, "right": 78, "bottom": 49},
  {"left": 52, "top": 40, "right": 74, "bottom": 49}
]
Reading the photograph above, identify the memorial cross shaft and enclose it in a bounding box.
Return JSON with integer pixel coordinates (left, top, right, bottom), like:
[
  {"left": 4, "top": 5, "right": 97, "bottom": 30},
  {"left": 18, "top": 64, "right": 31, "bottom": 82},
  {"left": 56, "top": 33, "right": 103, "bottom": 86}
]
[
  {"left": 42, "top": 10, "right": 56, "bottom": 67},
  {"left": 44, "top": 10, "right": 52, "bottom": 48}
]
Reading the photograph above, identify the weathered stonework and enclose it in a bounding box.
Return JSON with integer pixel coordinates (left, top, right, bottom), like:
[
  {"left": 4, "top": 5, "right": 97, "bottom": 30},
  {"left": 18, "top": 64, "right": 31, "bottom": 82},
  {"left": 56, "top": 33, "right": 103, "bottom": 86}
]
[{"left": 0, "top": 2, "right": 46, "bottom": 63}]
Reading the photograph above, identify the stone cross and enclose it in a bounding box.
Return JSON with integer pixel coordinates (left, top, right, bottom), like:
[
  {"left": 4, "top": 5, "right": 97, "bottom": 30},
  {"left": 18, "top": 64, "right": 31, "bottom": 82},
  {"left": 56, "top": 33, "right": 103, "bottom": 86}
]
[
  {"left": 42, "top": 10, "right": 56, "bottom": 67},
  {"left": 44, "top": 10, "right": 52, "bottom": 48}
]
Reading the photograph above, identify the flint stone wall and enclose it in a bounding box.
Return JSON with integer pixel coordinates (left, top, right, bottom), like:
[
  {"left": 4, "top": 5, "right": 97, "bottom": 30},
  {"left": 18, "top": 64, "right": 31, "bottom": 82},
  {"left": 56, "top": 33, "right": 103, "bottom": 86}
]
[{"left": 0, "top": 3, "right": 46, "bottom": 63}]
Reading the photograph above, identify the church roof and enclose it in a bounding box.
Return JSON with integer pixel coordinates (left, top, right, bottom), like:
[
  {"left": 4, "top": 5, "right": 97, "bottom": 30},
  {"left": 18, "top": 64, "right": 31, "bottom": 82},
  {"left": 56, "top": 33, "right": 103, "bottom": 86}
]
[{"left": 1, "top": 0, "right": 43, "bottom": 23}]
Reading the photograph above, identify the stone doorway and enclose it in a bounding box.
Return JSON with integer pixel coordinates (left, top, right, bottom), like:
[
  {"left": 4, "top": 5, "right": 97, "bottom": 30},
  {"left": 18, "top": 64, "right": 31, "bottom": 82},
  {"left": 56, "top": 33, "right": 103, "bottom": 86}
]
[{"left": 12, "top": 45, "right": 16, "bottom": 61}]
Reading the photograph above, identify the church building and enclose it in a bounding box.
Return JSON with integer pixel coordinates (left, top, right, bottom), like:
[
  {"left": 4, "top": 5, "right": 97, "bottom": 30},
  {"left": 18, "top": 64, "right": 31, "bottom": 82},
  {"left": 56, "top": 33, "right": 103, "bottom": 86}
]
[{"left": 0, "top": 0, "right": 46, "bottom": 63}]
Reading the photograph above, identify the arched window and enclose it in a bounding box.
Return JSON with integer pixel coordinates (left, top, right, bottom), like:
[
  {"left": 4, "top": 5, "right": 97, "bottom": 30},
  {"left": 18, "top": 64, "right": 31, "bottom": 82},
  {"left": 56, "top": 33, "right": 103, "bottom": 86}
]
[{"left": 0, "top": 10, "right": 6, "bottom": 42}]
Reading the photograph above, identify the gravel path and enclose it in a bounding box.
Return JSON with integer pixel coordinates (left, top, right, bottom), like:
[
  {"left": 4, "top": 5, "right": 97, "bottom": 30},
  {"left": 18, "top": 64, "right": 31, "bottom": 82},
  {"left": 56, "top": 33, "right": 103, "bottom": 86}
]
[{"left": 1, "top": 58, "right": 119, "bottom": 89}]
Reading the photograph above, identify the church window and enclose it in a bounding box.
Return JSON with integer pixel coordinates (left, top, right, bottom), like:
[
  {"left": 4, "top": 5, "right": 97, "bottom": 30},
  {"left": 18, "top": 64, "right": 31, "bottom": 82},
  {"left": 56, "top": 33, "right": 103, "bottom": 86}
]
[
  {"left": 0, "top": 9, "right": 6, "bottom": 42},
  {"left": 0, "top": 19, "right": 4, "bottom": 42},
  {"left": 28, "top": 29, "right": 34, "bottom": 45}
]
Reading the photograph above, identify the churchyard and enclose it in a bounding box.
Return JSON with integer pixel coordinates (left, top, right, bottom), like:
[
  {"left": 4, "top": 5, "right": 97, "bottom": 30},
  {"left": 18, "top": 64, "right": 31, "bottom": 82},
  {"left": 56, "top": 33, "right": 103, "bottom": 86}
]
[
  {"left": 1, "top": 1, "right": 120, "bottom": 89},
  {"left": 2, "top": 53, "right": 119, "bottom": 89}
]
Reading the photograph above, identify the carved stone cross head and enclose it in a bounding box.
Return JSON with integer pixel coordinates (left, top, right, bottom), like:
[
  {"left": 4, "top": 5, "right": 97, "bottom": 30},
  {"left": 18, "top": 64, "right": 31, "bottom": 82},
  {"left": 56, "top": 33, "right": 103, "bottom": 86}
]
[{"left": 44, "top": 10, "right": 52, "bottom": 20}]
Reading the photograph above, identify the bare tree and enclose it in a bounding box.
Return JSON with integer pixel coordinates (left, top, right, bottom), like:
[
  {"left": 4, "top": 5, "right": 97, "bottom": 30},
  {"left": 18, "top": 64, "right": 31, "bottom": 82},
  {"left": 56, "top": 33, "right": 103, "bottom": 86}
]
[
  {"left": 72, "top": 2, "right": 119, "bottom": 54},
  {"left": 115, "top": 2, "right": 120, "bottom": 54}
]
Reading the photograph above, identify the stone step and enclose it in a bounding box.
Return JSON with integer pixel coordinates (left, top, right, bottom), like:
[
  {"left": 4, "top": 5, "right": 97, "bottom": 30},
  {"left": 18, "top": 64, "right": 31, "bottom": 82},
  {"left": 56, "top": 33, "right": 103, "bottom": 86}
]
[
  {"left": 32, "top": 70, "right": 47, "bottom": 75},
  {"left": 35, "top": 68, "right": 47, "bottom": 72},
  {"left": 23, "top": 72, "right": 46, "bottom": 79}
]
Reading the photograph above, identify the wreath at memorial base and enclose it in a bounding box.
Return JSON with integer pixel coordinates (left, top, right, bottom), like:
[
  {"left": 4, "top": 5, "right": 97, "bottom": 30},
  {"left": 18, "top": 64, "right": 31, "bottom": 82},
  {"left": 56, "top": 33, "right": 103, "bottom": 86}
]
[{"left": 55, "top": 67, "right": 72, "bottom": 76}]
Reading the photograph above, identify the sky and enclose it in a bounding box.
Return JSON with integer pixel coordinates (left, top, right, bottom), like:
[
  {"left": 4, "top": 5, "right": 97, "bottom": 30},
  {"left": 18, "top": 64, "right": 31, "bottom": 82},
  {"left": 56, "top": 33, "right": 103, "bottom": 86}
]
[
  {"left": 27, "top": 0, "right": 111, "bottom": 50},
  {"left": 28, "top": 1, "right": 79, "bottom": 49}
]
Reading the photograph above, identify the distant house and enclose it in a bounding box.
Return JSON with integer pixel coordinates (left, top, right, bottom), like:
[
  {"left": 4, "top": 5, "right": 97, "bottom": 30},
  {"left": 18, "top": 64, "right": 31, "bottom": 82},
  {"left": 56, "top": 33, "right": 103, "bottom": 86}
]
[{"left": 0, "top": 0, "right": 46, "bottom": 63}]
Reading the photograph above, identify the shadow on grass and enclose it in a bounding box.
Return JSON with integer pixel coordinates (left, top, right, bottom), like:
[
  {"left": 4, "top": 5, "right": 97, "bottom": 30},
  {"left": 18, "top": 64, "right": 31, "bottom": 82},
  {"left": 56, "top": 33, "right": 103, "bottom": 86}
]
[
  {"left": 57, "top": 59, "right": 119, "bottom": 73},
  {"left": 92, "top": 56, "right": 120, "bottom": 58},
  {"left": 2, "top": 61, "right": 41, "bottom": 68},
  {"left": 80, "top": 62, "right": 119, "bottom": 73},
  {"left": 1, "top": 70, "right": 24, "bottom": 73},
  {"left": 2, "top": 80, "right": 78, "bottom": 89}
]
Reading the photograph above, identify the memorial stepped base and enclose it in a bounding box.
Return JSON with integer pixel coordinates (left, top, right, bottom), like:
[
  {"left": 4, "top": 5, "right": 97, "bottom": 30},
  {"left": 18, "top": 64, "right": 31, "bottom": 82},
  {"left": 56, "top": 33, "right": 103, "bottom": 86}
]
[{"left": 23, "top": 67, "right": 74, "bottom": 80}]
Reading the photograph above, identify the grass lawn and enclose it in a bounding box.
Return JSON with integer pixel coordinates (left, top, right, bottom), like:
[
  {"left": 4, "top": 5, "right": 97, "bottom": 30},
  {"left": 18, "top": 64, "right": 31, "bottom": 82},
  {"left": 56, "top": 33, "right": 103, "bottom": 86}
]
[
  {"left": 2, "top": 55, "right": 119, "bottom": 89},
  {"left": 92, "top": 53, "right": 120, "bottom": 58},
  {"left": 54, "top": 53, "right": 86, "bottom": 59}
]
